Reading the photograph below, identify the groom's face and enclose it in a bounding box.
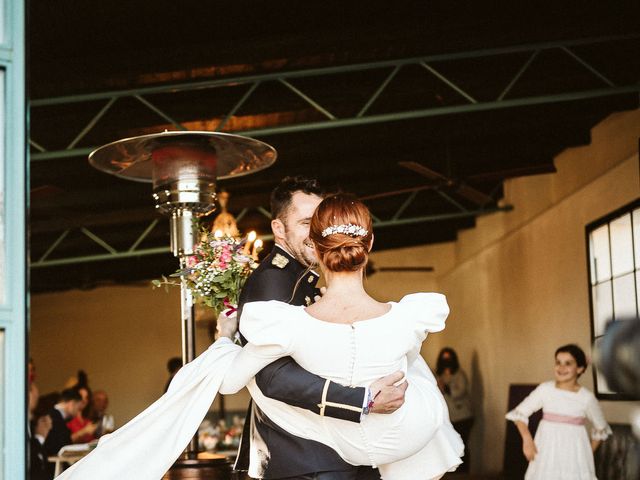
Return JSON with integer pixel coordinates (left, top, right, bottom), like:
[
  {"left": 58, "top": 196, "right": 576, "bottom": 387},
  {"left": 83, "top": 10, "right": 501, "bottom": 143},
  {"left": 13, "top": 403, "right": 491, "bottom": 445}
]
[{"left": 275, "top": 191, "right": 322, "bottom": 267}]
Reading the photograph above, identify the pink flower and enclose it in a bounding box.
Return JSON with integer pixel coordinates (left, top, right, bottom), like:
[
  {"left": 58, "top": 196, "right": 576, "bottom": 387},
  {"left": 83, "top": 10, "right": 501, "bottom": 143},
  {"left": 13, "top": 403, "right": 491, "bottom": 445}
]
[{"left": 186, "top": 256, "right": 198, "bottom": 268}]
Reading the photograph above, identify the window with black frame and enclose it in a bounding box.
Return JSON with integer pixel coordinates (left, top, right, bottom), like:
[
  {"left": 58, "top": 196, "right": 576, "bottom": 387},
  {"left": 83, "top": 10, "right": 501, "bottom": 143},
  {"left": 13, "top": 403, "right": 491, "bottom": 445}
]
[{"left": 586, "top": 198, "right": 640, "bottom": 399}]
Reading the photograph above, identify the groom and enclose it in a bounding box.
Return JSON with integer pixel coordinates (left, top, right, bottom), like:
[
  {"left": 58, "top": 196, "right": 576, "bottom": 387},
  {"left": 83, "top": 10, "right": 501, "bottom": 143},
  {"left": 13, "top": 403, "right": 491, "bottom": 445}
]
[{"left": 219, "top": 176, "right": 407, "bottom": 480}]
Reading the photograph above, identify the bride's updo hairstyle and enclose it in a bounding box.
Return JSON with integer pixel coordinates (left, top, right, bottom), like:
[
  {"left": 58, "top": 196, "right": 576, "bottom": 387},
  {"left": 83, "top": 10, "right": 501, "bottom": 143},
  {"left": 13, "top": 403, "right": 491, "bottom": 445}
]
[{"left": 309, "top": 193, "right": 373, "bottom": 273}]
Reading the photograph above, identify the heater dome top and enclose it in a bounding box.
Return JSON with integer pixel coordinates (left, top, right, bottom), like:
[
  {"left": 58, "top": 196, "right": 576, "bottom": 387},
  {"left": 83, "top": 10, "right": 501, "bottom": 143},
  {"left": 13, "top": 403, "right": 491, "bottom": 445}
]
[{"left": 89, "top": 130, "right": 277, "bottom": 184}]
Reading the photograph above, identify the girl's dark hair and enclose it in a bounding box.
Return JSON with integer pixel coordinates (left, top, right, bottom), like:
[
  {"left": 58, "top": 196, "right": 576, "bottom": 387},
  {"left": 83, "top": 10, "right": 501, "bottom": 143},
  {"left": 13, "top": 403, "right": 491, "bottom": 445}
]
[
  {"left": 309, "top": 194, "right": 373, "bottom": 273},
  {"left": 75, "top": 370, "right": 89, "bottom": 389},
  {"left": 270, "top": 176, "right": 324, "bottom": 221},
  {"left": 436, "top": 347, "right": 460, "bottom": 375},
  {"left": 73, "top": 370, "right": 92, "bottom": 417},
  {"left": 555, "top": 344, "right": 588, "bottom": 375}
]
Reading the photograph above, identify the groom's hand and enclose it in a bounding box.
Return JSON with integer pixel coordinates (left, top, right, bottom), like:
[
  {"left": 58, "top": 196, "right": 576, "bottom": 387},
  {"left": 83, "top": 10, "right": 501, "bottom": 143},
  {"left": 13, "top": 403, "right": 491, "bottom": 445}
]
[
  {"left": 369, "top": 371, "right": 408, "bottom": 414},
  {"left": 216, "top": 311, "right": 238, "bottom": 340}
]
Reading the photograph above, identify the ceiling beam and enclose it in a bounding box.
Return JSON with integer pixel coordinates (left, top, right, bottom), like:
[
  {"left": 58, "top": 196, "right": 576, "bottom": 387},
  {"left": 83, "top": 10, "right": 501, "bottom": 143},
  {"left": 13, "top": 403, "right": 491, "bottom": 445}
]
[
  {"left": 30, "top": 33, "right": 639, "bottom": 107},
  {"left": 30, "top": 34, "right": 640, "bottom": 162},
  {"left": 31, "top": 205, "right": 511, "bottom": 268}
]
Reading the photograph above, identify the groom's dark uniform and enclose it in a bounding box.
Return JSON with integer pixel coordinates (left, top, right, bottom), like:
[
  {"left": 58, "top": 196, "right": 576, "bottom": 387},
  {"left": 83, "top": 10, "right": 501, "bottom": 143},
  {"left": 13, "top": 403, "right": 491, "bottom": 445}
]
[{"left": 235, "top": 245, "right": 380, "bottom": 479}]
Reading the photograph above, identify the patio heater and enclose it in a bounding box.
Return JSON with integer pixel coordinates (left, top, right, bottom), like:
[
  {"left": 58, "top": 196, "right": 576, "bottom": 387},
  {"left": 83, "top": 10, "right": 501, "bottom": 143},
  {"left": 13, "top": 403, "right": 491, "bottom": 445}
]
[{"left": 89, "top": 131, "right": 276, "bottom": 474}]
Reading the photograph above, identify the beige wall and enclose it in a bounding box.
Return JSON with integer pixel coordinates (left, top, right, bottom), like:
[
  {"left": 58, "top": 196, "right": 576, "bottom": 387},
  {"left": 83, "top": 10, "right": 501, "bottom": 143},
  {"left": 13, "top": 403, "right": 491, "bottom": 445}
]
[
  {"left": 365, "top": 109, "right": 640, "bottom": 473},
  {"left": 30, "top": 284, "right": 250, "bottom": 427},
  {"left": 30, "top": 109, "right": 639, "bottom": 473}
]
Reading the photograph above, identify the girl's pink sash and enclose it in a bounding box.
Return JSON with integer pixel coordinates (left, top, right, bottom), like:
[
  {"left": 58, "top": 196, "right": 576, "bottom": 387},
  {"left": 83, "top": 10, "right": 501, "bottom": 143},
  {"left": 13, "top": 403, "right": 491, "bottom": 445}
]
[{"left": 542, "top": 412, "right": 586, "bottom": 425}]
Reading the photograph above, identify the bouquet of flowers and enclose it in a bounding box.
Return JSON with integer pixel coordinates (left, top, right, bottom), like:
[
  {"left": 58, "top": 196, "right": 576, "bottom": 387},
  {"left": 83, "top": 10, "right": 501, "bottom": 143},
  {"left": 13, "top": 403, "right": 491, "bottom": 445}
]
[{"left": 153, "top": 229, "right": 259, "bottom": 314}]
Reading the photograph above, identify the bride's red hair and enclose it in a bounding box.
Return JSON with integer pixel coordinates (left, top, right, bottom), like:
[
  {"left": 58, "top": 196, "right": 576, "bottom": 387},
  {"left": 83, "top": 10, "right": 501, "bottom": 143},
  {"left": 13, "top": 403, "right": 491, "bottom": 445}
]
[{"left": 309, "top": 194, "right": 373, "bottom": 272}]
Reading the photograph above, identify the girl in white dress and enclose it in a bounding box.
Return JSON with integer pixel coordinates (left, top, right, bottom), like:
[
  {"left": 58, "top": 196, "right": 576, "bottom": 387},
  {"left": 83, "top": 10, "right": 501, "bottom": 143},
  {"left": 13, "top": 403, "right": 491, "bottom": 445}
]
[
  {"left": 506, "top": 344, "right": 611, "bottom": 480},
  {"left": 57, "top": 194, "right": 462, "bottom": 480}
]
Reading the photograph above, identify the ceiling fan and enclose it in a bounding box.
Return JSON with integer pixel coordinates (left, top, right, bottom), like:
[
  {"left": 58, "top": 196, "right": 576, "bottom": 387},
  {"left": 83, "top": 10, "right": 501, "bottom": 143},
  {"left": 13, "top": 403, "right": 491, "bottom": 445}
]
[{"left": 398, "top": 161, "right": 494, "bottom": 206}]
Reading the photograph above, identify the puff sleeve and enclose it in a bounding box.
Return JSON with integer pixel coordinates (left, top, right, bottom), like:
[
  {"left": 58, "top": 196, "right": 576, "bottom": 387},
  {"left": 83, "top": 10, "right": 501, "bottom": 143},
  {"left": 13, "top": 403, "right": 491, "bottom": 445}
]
[
  {"left": 585, "top": 392, "right": 612, "bottom": 441},
  {"left": 219, "top": 301, "right": 294, "bottom": 394},
  {"left": 400, "top": 293, "right": 450, "bottom": 342},
  {"left": 505, "top": 383, "right": 545, "bottom": 425}
]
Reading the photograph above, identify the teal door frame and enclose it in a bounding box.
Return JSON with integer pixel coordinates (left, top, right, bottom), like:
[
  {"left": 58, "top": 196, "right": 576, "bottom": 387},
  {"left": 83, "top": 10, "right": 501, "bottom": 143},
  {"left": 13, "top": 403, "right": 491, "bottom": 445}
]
[{"left": 0, "top": 0, "right": 27, "bottom": 478}]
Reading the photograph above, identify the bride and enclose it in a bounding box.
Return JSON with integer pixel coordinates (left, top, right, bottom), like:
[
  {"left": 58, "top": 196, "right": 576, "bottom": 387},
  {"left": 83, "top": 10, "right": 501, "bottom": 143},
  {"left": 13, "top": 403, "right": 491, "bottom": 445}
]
[{"left": 57, "top": 194, "right": 463, "bottom": 480}]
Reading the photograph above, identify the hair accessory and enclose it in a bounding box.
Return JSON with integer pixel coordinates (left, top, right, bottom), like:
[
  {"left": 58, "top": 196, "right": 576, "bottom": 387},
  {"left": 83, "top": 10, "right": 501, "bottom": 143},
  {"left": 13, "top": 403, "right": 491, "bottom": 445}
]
[{"left": 321, "top": 224, "right": 368, "bottom": 238}]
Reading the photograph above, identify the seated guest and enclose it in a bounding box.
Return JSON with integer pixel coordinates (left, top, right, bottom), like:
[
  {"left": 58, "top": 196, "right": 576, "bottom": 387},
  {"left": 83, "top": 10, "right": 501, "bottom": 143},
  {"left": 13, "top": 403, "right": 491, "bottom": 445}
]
[
  {"left": 90, "top": 390, "right": 114, "bottom": 438},
  {"left": 67, "top": 385, "right": 97, "bottom": 443},
  {"left": 28, "top": 368, "right": 53, "bottom": 480},
  {"left": 44, "top": 388, "right": 83, "bottom": 475},
  {"left": 31, "top": 415, "right": 53, "bottom": 480},
  {"left": 35, "top": 391, "right": 61, "bottom": 418}
]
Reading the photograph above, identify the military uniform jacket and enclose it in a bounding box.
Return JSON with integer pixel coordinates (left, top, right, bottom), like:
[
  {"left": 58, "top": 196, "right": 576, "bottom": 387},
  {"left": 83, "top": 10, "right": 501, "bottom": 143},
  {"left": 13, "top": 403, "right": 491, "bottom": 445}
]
[{"left": 234, "top": 245, "right": 368, "bottom": 478}]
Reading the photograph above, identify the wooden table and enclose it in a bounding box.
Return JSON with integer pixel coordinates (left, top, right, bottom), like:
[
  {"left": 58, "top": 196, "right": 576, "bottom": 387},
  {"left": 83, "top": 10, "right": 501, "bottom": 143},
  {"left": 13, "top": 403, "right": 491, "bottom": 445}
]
[
  {"left": 49, "top": 449, "right": 237, "bottom": 478},
  {"left": 162, "top": 452, "right": 233, "bottom": 480}
]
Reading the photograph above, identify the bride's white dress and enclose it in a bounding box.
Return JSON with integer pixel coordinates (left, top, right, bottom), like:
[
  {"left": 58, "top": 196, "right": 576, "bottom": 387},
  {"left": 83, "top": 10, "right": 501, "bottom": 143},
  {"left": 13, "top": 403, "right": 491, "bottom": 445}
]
[
  {"left": 221, "top": 293, "right": 463, "bottom": 479},
  {"left": 57, "top": 293, "right": 462, "bottom": 480}
]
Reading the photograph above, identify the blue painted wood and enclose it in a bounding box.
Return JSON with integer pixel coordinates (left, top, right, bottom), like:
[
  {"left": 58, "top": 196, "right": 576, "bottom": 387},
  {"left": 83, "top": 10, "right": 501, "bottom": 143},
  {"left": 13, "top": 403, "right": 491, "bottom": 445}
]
[{"left": 0, "top": 0, "right": 27, "bottom": 478}]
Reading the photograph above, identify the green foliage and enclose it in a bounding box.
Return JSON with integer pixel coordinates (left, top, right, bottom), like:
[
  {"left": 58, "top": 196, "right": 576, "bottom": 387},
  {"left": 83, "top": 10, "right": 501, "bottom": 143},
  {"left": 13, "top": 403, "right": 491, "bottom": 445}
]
[{"left": 152, "top": 231, "right": 257, "bottom": 314}]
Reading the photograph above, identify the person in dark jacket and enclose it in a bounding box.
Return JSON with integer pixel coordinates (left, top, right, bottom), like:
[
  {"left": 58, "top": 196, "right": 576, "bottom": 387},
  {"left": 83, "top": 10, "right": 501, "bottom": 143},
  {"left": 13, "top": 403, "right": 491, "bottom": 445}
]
[
  {"left": 43, "top": 388, "right": 83, "bottom": 477},
  {"left": 28, "top": 366, "right": 53, "bottom": 480}
]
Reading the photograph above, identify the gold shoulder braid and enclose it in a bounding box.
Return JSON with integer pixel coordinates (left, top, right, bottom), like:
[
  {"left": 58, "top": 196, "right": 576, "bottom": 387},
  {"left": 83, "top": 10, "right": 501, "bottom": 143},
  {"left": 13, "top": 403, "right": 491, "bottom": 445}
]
[{"left": 288, "top": 265, "right": 314, "bottom": 304}]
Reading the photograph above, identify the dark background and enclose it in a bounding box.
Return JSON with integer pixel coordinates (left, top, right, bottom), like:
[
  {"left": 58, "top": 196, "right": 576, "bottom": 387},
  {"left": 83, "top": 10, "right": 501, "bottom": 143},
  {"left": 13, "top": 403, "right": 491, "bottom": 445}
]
[{"left": 28, "top": 1, "right": 640, "bottom": 291}]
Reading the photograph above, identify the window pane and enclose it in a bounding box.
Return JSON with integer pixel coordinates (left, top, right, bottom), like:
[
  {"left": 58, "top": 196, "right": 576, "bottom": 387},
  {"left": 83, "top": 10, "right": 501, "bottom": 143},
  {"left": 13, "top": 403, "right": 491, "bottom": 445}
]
[
  {"left": 637, "top": 271, "right": 640, "bottom": 319},
  {"left": 590, "top": 225, "right": 611, "bottom": 283},
  {"left": 610, "top": 213, "right": 634, "bottom": 276},
  {"left": 613, "top": 273, "right": 637, "bottom": 320},
  {"left": 634, "top": 208, "right": 640, "bottom": 269},
  {"left": 593, "top": 282, "right": 613, "bottom": 337},
  {"left": 594, "top": 338, "right": 614, "bottom": 394}
]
